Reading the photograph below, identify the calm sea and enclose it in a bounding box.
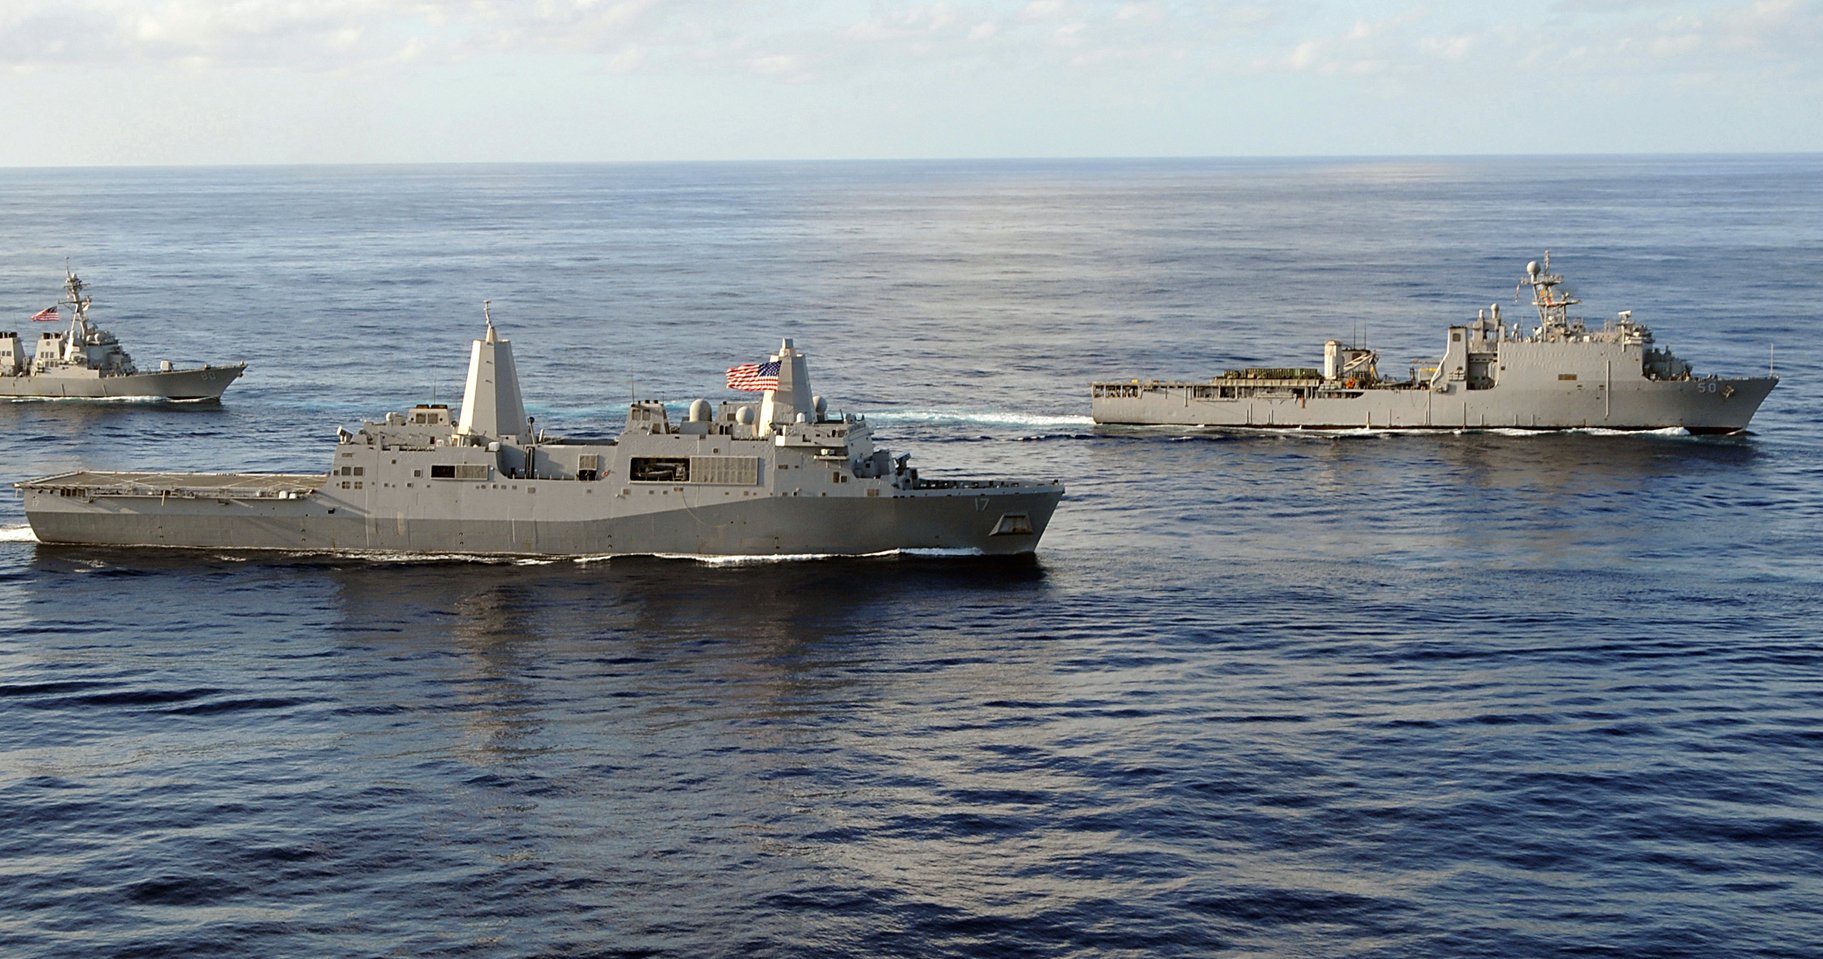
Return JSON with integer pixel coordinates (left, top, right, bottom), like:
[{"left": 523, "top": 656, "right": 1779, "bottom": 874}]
[{"left": 2, "top": 156, "right": 1820, "bottom": 958}]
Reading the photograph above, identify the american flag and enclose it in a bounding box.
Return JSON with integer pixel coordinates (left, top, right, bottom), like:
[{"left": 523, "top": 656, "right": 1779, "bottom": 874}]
[
  {"left": 30, "top": 306, "right": 58, "bottom": 322},
  {"left": 725, "top": 359, "right": 781, "bottom": 392}
]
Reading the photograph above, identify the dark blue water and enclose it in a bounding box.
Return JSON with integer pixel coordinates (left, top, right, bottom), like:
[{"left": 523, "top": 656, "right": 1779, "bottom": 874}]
[{"left": 3, "top": 156, "right": 1821, "bottom": 958}]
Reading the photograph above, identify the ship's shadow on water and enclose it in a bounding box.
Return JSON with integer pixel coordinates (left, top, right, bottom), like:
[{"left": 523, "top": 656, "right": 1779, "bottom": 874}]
[
  {"left": 1081, "top": 426, "right": 1764, "bottom": 493},
  {"left": 330, "top": 555, "right": 1046, "bottom": 639},
  {"left": 23, "top": 547, "right": 1048, "bottom": 650},
  {"left": 1, "top": 397, "right": 235, "bottom": 443}
]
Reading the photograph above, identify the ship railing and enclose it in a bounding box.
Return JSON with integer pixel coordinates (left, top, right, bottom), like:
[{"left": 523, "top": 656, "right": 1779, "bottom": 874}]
[
  {"left": 17, "top": 471, "right": 323, "bottom": 500},
  {"left": 31, "top": 484, "right": 319, "bottom": 500}
]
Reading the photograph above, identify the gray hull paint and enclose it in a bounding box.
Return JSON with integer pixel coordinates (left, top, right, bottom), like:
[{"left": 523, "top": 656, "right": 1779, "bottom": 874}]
[
  {"left": 1093, "top": 376, "right": 1778, "bottom": 433},
  {"left": 0, "top": 364, "right": 246, "bottom": 401},
  {"left": 20, "top": 482, "right": 1060, "bottom": 557},
  {"left": 18, "top": 326, "right": 1063, "bottom": 558}
]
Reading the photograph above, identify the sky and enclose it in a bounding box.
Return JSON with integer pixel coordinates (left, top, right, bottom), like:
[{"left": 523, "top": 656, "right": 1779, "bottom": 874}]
[{"left": 1, "top": 0, "right": 1819, "bottom": 165}]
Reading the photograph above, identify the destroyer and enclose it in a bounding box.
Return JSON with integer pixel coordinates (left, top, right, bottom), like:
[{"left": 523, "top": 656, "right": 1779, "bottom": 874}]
[
  {"left": 17, "top": 309, "right": 1062, "bottom": 557},
  {"left": 1092, "top": 253, "right": 1777, "bottom": 433},
  {"left": 2, "top": 269, "right": 245, "bottom": 400}
]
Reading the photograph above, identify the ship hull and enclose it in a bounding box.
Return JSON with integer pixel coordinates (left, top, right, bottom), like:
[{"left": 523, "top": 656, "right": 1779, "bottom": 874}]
[
  {"left": 0, "top": 364, "right": 246, "bottom": 401},
  {"left": 15, "top": 326, "right": 1065, "bottom": 559},
  {"left": 1091, "top": 376, "right": 1779, "bottom": 434},
  {"left": 17, "top": 475, "right": 1063, "bottom": 558}
]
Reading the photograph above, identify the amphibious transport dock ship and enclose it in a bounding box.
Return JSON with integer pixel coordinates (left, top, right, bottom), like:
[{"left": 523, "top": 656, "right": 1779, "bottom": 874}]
[
  {"left": 2, "top": 269, "right": 245, "bottom": 400},
  {"left": 1092, "top": 254, "right": 1777, "bottom": 433},
  {"left": 16, "top": 310, "right": 1062, "bottom": 557}
]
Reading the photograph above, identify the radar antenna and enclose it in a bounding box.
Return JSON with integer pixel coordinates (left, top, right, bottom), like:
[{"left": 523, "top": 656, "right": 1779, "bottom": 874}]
[
  {"left": 59, "top": 263, "right": 97, "bottom": 345},
  {"left": 1522, "top": 250, "right": 1578, "bottom": 335}
]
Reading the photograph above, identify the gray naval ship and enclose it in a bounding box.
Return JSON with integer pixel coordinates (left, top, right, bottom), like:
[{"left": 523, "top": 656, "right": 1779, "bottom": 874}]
[
  {"left": 16, "top": 310, "right": 1063, "bottom": 557},
  {"left": 1092, "top": 253, "right": 1778, "bottom": 433},
  {"left": 2, "top": 269, "right": 246, "bottom": 400}
]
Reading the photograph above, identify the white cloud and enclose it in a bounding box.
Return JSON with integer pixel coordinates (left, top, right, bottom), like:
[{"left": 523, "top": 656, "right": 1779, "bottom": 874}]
[
  {"left": 0, "top": 0, "right": 666, "bottom": 70},
  {"left": 748, "top": 53, "right": 811, "bottom": 81},
  {"left": 0, "top": 0, "right": 1818, "bottom": 164},
  {"left": 1530, "top": 0, "right": 1823, "bottom": 78},
  {"left": 843, "top": 3, "right": 969, "bottom": 44},
  {"left": 605, "top": 44, "right": 645, "bottom": 74},
  {"left": 1647, "top": 31, "right": 1704, "bottom": 57},
  {"left": 1115, "top": 3, "right": 1163, "bottom": 23},
  {"left": 1288, "top": 40, "right": 1320, "bottom": 71},
  {"left": 1277, "top": 8, "right": 1430, "bottom": 76},
  {"left": 1266, "top": 2, "right": 1817, "bottom": 82},
  {"left": 1, "top": 0, "right": 1817, "bottom": 105},
  {"left": 1022, "top": 1, "right": 1065, "bottom": 21},
  {"left": 1420, "top": 34, "right": 1476, "bottom": 61}
]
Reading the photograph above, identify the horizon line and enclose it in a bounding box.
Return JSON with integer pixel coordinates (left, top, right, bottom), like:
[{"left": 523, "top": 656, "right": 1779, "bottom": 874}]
[{"left": 3, "top": 151, "right": 1821, "bottom": 173}]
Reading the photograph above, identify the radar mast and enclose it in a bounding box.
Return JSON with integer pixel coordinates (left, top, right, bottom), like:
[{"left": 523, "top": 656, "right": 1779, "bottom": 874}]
[{"left": 1523, "top": 250, "right": 1579, "bottom": 337}]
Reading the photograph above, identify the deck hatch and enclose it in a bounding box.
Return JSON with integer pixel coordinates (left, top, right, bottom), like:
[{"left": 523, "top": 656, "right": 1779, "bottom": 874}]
[{"left": 992, "top": 513, "right": 1035, "bottom": 536}]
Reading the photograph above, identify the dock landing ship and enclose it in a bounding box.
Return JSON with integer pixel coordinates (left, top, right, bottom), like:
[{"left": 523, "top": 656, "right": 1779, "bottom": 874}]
[
  {"left": 1091, "top": 254, "right": 1777, "bottom": 433},
  {"left": 2, "top": 270, "right": 245, "bottom": 400},
  {"left": 17, "top": 312, "right": 1062, "bottom": 557}
]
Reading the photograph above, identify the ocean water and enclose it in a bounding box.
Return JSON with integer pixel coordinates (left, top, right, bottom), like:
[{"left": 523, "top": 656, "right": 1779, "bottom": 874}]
[{"left": 2, "top": 156, "right": 1821, "bottom": 958}]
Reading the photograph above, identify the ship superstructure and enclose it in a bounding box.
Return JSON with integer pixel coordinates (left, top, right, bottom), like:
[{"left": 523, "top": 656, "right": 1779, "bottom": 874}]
[{"left": 1091, "top": 254, "right": 1778, "bottom": 433}]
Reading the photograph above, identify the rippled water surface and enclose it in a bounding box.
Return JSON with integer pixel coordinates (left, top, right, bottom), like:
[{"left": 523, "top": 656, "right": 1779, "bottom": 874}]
[{"left": 3, "top": 157, "right": 1821, "bottom": 957}]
